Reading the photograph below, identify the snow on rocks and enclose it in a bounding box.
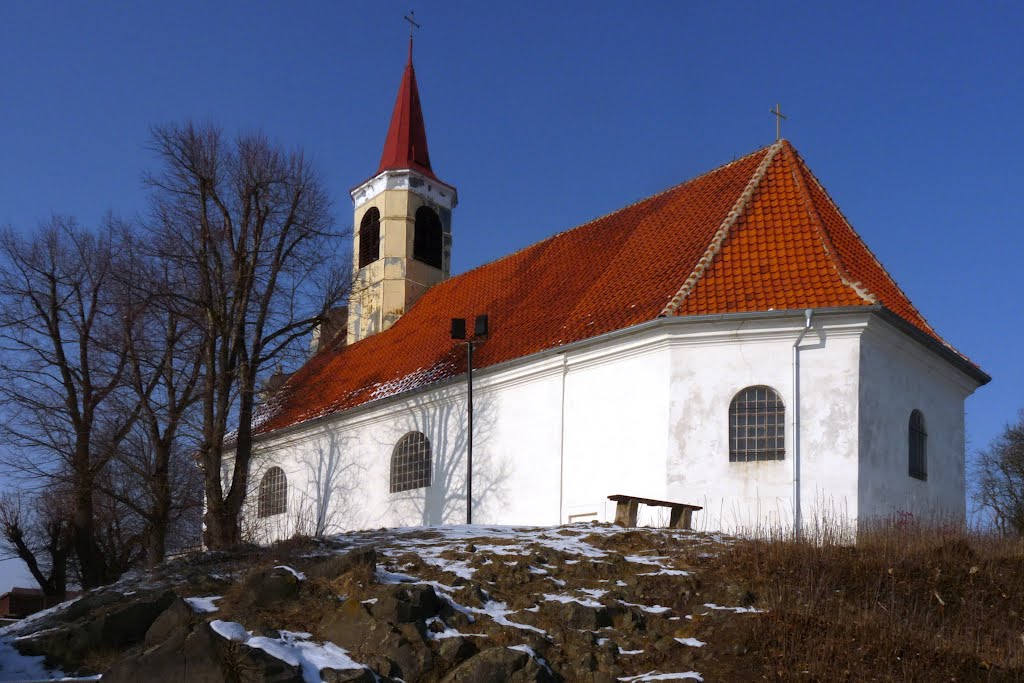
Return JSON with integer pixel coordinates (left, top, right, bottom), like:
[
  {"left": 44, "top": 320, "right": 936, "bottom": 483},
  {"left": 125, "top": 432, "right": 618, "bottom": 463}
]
[
  {"left": 619, "top": 672, "right": 704, "bottom": 682},
  {"left": 618, "top": 600, "right": 672, "bottom": 614},
  {"left": 0, "top": 522, "right": 761, "bottom": 681},
  {"left": 273, "top": 565, "right": 307, "bottom": 581},
  {"left": 674, "top": 637, "right": 706, "bottom": 647},
  {"left": 184, "top": 595, "right": 222, "bottom": 614},
  {"left": 210, "top": 620, "right": 368, "bottom": 683},
  {"left": 507, "top": 644, "right": 554, "bottom": 675},
  {"left": 702, "top": 603, "right": 764, "bottom": 614}
]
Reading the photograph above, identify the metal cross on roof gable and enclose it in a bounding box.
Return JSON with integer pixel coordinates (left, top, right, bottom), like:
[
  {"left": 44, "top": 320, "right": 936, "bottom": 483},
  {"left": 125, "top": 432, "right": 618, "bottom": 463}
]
[{"left": 770, "top": 103, "right": 788, "bottom": 141}]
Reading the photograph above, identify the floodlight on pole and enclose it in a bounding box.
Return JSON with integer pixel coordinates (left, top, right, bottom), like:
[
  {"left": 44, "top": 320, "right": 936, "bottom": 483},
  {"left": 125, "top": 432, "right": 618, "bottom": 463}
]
[{"left": 451, "top": 314, "right": 489, "bottom": 524}]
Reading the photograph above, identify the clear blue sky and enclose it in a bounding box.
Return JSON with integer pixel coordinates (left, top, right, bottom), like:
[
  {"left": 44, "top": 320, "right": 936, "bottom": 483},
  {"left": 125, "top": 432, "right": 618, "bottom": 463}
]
[{"left": 1, "top": 2, "right": 1022, "bottom": 587}]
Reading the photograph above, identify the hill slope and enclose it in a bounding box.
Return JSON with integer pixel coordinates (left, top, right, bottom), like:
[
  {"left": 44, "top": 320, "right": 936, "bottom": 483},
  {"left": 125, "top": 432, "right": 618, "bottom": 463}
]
[{"left": 0, "top": 523, "right": 1021, "bottom": 681}]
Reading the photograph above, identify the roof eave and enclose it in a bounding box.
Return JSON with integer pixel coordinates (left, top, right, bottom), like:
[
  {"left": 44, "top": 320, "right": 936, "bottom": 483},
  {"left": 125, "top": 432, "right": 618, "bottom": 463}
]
[
  {"left": 873, "top": 307, "right": 990, "bottom": 386},
  {"left": 256, "top": 305, "right": 971, "bottom": 445}
]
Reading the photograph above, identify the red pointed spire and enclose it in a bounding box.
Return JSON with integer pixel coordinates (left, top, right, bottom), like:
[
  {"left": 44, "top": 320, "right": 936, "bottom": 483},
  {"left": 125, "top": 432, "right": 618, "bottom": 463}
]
[{"left": 377, "top": 38, "right": 437, "bottom": 180}]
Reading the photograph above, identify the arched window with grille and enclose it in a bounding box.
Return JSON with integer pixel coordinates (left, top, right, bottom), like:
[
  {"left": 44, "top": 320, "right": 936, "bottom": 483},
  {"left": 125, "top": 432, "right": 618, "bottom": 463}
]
[
  {"left": 358, "top": 207, "right": 381, "bottom": 269},
  {"left": 258, "top": 467, "right": 287, "bottom": 518},
  {"left": 412, "top": 206, "right": 443, "bottom": 269},
  {"left": 909, "top": 410, "right": 927, "bottom": 480},
  {"left": 390, "top": 432, "right": 432, "bottom": 492},
  {"left": 729, "top": 386, "right": 786, "bottom": 462}
]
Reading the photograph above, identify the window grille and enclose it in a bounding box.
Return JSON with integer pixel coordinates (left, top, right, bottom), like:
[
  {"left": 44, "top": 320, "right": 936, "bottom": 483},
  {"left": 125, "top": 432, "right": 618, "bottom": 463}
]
[
  {"left": 390, "top": 432, "right": 432, "bottom": 492},
  {"left": 358, "top": 208, "right": 381, "bottom": 269},
  {"left": 729, "top": 386, "right": 786, "bottom": 462},
  {"left": 909, "top": 410, "right": 927, "bottom": 480},
  {"left": 258, "top": 467, "right": 287, "bottom": 518},
  {"left": 412, "top": 206, "right": 443, "bottom": 269}
]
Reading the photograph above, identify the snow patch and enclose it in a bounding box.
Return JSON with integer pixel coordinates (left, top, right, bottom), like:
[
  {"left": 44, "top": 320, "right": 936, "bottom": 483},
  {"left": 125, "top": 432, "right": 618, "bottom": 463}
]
[
  {"left": 210, "top": 620, "right": 366, "bottom": 683},
  {"left": 543, "top": 593, "right": 603, "bottom": 609},
  {"left": 674, "top": 637, "right": 706, "bottom": 647},
  {"left": 185, "top": 596, "right": 222, "bottom": 614},
  {"left": 274, "top": 565, "right": 306, "bottom": 581},
  {"left": 619, "top": 672, "right": 704, "bottom": 682},
  {"left": 618, "top": 600, "right": 672, "bottom": 614},
  {"left": 0, "top": 637, "right": 67, "bottom": 681},
  {"left": 702, "top": 603, "right": 763, "bottom": 614}
]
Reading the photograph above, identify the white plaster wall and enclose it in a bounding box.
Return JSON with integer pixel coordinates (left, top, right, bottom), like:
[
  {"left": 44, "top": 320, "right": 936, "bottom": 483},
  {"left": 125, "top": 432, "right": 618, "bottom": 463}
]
[
  {"left": 233, "top": 310, "right": 982, "bottom": 543},
  {"left": 241, "top": 357, "right": 566, "bottom": 541},
  {"left": 665, "top": 315, "right": 864, "bottom": 534},
  {"left": 857, "top": 321, "right": 977, "bottom": 523},
  {"left": 560, "top": 341, "right": 672, "bottom": 527}
]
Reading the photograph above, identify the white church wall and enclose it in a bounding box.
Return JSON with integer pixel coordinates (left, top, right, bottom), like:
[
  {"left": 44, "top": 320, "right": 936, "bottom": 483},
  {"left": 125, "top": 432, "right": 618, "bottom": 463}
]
[
  {"left": 559, "top": 337, "right": 673, "bottom": 527},
  {"left": 857, "top": 320, "right": 975, "bottom": 524},
  {"left": 231, "top": 310, "right": 981, "bottom": 544},
  {"left": 665, "top": 313, "right": 866, "bottom": 534},
  {"left": 240, "top": 355, "right": 568, "bottom": 540}
]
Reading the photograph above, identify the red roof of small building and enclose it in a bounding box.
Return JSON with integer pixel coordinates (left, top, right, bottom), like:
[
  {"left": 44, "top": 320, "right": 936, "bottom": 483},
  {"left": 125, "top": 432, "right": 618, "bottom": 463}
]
[
  {"left": 376, "top": 39, "right": 436, "bottom": 180},
  {"left": 259, "top": 140, "right": 981, "bottom": 435}
]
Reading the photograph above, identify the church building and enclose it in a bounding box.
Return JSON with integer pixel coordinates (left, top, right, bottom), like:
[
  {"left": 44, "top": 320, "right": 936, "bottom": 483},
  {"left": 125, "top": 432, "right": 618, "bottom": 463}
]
[{"left": 233, "top": 42, "right": 989, "bottom": 540}]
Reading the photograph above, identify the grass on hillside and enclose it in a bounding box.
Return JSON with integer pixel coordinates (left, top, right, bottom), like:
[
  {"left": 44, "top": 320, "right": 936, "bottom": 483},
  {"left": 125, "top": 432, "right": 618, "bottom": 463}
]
[{"left": 686, "top": 516, "right": 1024, "bottom": 681}]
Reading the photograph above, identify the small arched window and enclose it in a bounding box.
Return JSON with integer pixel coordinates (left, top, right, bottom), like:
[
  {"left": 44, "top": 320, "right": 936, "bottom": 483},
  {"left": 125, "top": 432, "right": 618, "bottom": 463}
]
[
  {"left": 729, "top": 386, "right": 786, "bottom": 462},
  {"left": 258, "top": 467, "right": 287, "bottom": 518},
  {"left": 358, "top": 208, "right": 381, "bottom": 270},
  {"left": 412, "top": 206, "right": 443, "bottom": 269},
  {"left": 909, "top": 410, "right": 927, "bottom": 481},
  {"left": 390, "top": 432, "right": 432, "bottom": 493}
]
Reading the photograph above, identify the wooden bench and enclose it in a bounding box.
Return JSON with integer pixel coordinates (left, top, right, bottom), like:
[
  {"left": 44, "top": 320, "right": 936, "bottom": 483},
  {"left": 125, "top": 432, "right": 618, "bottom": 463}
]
[{"left": 608, "top": 494, "right": 703, "bottom": 530}]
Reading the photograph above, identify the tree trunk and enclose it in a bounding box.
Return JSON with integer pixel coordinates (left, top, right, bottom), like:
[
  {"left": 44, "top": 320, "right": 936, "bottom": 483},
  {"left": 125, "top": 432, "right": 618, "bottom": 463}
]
[
  {"left": 72, "top": 479, "right": 106, "bottom": 588},
  {"left": 145, "top": 442, "right": 172, "bottom": 567},
  {"left": 203, "top": 496, "right": 241, "bottom": 549}
]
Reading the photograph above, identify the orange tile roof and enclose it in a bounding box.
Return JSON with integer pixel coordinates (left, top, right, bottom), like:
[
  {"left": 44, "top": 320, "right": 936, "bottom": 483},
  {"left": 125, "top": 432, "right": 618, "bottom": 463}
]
[{"left": 258, "top": 140, "right": 975, "bottom": 434}]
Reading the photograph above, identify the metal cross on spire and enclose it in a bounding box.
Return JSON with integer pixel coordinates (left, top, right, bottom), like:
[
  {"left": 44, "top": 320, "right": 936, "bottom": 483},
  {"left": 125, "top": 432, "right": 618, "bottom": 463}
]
[
  {"left": 770, "top": 103, "right": 788, "bottom": 141},
  {"left": 404, "top": 11, "right": 421, "bottom": 62},
  {"left": 404, "top": 11, "right": 421, "bottom": 39}
]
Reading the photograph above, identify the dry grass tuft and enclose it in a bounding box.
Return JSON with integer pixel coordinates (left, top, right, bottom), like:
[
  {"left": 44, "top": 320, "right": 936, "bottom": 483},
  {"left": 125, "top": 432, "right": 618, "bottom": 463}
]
[{"left": 715, "top": 518, "right": 1024, "bottom": 681}]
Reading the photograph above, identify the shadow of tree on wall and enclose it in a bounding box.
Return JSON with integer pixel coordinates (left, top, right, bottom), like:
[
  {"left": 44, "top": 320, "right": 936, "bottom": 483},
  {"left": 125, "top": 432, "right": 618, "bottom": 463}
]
[
  {"left": 241, "top": 428, "right": 368, "bottom": 543},
  {"left": 386, "top": 386, "right": 512, "bottom": 527},
  {"left": 297, "top": 428, "right": 367, "bottom": 536}
]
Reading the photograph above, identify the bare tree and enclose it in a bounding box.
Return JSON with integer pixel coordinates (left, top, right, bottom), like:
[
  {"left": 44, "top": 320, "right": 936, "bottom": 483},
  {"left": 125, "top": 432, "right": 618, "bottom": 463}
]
[
  {"left": 102, "top": 233, "right": 205, "bottom": 566},
  {"left": 0, "top": 490, "right": 72, "bottom": 599},
  {"left": 145, "top": 122, "right": 348, "bottom": 549},
  {"left": 974, "top": 410, "right": 1024, "bottom": 535},
  {"left": 0, "top": 218, "right": 140, "bottom": 587}
]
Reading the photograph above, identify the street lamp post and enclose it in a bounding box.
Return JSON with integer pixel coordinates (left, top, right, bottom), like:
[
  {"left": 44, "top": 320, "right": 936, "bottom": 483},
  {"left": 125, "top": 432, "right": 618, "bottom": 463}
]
[{"left": 451, "top": 314, "right": 488, "bottom": 524}]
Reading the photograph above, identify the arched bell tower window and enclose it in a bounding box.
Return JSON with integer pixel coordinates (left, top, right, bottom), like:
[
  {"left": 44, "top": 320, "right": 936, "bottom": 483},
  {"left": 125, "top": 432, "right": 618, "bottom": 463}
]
[
  {"left": 909, "top": 410, "right": 927, "bottom": 481},
  {"left": 413, "top": 206, "right": 443, "bottom": 269},
  {"left": 358, "top": 208, "right": 381, "bottom": 270},
  {"left": 258, "top": 467, "right": 287, "bottom": 518},
  {"left": 729, "top": 386, "right": 786, "bottom": 462}
]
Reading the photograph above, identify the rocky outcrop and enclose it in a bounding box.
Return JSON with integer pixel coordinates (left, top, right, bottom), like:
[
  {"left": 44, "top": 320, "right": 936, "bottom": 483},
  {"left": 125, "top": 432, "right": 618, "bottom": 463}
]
[
  {"left": 2, "top": 525, "right": 762, "bottom": 682},
  {"left": 440, "top": 647, "right": 553, "bottom": 683}
]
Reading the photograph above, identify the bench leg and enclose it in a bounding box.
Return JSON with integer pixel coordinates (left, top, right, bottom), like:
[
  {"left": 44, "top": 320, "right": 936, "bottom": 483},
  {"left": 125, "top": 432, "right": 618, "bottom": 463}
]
[
  {"left": 614, "top": 500, "right": 639, "bottom": 527},
  {"left": 669, "top": 507, "right": 693, "bottom": 530}
]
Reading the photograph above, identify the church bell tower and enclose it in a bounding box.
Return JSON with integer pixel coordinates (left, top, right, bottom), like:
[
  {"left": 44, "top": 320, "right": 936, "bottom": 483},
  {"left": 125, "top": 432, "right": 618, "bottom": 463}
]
[{"left": 347, "top": 38, "right": 457, "bottom": 345}]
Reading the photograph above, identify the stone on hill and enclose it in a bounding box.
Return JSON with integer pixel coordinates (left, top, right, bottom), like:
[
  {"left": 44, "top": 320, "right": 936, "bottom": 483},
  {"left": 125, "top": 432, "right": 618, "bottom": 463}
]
[
  {"left": 237, "top": 566, "right": 302, "bottom": 608},
  {"left": 440, "top": 646, "right": 554, "bottom": 683},
  {"left": 16, "top": 589, "right": 175, "bottom": 664},
  {"left": 306, "top": 545, "right": 377, "bottom": 580},
  {"left": 369, "top": 584, "right": 442, "bottom": 623}
]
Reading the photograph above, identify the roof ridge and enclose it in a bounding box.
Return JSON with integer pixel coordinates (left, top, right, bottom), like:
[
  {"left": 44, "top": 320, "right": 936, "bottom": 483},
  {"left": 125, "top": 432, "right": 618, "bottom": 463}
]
[
  {"left": 783, "top": 143, "right": 877, "bottom": 305},
  {"left": 658, "top": 139, "right": 784, "bottom": 317},
  {"left": 428, "top": 144, "right": 778, "bottom": 289},
  {"left": 786, "top": 145, "right": 944, "bottom": 341}
]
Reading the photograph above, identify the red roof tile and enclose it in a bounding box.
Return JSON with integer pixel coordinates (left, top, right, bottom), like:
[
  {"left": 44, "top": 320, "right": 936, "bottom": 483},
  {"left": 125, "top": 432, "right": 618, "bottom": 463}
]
[{"left": 258, "top": 141, "right": 974, "bottom": 434}]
